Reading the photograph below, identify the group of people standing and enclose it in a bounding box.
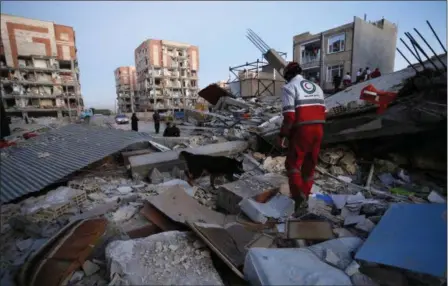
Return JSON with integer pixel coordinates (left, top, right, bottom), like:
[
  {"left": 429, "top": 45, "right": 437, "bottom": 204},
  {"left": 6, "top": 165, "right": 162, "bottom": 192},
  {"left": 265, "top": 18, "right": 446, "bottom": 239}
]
[
  {"left": 130, "top": 110, "right": 180, "bottom": 137},
  {"left": 332, "top": 67, "right": 382, "bottom": 92}
]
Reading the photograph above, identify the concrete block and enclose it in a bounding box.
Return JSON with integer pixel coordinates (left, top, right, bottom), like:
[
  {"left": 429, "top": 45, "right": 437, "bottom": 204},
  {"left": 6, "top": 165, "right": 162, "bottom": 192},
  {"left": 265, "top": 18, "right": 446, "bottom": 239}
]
[
  {"left": 82, "top": 260, "right": 100, "bottom": 276},
  {"left": 216, "top": 173, "right": 287, "bottom": 214},
  {"left": 129, "top": 141, "right": 249, "bottom": 178}
]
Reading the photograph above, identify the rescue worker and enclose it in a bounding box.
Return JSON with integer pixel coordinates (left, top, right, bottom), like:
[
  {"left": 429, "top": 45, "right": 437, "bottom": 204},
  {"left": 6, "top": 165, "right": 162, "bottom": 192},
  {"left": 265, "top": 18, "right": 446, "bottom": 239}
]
[
  {"left": 131, "top": 113, "right": 139, "bottom": 132},
  {"left": 152, "top": 110, "right": 161, "bottom": 134},
  {"left": 278, "top": 62, "right": 326, "bottom": 214}
]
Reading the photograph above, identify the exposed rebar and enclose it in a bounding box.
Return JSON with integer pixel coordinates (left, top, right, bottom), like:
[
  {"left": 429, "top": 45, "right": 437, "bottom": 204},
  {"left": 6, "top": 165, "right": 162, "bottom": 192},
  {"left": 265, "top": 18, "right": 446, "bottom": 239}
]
[
  {"left": 405, "top": 32, "right": 439, "bottom": 71},
  {"left": 247, "top": 29, "right": 271, "bottom": 51},
  {"left": 396, "top": 48, "right": 419, "bottom": 73},
  {"left": 400, "top": 38, "right": 425, "bottom": 67},
  {"left": 246, "top": 34, "right": 267, "bottom": 54},
  {"left": 426, "top": 20, "right": 447, "bottom": 54},
  {"left": 413, "top": 28, "right": 447, "bottom": 70}
]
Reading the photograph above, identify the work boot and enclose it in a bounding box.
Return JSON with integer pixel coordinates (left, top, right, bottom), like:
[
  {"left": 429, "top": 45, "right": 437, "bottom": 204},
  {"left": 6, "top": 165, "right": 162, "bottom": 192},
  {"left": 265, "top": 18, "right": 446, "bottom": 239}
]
[{"left": 292, "top": 194, "right": 308, "bottom": 218}]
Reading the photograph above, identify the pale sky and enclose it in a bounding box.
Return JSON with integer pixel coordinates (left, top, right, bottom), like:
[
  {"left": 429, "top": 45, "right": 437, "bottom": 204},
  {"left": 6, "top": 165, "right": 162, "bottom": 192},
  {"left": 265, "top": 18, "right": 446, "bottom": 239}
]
[{"left": 1, "top": 1, "right": 447, "bottom": 110}]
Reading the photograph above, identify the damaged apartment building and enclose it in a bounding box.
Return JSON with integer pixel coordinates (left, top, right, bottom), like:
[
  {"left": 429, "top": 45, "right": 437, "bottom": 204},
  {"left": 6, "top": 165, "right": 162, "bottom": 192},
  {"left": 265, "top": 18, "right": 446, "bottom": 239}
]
[
  {"left": 115, "top": 66, "right": 137, "bottom": 113},
  {"left": 0, "top": 14, "right": 83, "bottom": 118},
  {"left": 293, "top": 16, "right": 398, "bottom": 90},
  {"left": 134, "top": 39, "right": 199, "bottom": 112}
]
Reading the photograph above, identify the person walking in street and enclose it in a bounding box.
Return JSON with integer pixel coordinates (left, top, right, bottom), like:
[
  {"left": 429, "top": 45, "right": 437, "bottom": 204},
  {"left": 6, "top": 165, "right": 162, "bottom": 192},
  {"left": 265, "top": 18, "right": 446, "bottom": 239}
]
[
  {"left": 278, "top": 62, "right": 326, "bottom": 216},
  {"left": 153, "top": 110, "right": 161, "bottom": 134},
  {"left": 131, "top": 113, "right": 139, "bottom": 132}
]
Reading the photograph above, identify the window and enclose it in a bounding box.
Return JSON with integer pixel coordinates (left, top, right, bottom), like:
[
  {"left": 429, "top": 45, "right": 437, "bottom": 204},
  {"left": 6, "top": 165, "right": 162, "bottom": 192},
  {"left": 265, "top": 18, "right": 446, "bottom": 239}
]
[
  {"left": 327, "top": 33, "right": 345, "bottom": 54},
  {"left": 326, "top": 65, "right": 344, "bottom": 82}
]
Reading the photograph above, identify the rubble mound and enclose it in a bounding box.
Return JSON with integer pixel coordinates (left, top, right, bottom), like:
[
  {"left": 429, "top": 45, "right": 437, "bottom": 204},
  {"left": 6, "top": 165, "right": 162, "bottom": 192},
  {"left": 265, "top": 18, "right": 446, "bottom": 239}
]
[{"left": 105, "top": 231, "right": 224, "bottom": 285}]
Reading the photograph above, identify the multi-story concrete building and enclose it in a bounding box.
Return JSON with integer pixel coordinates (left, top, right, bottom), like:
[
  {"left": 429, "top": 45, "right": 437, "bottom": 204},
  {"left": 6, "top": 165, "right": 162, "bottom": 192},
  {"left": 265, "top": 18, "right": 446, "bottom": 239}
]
[
  {"left": 134, "top": 39, "right": 199, "bottom": 112},
  {"left": 293, "top": 16, "right": 398, "bottom": 90},
  {"left": 114, "top": 66, "right": 137, "bottom": 113},
  {"left": 0, "top": 14, "right": 83, "bottom": 119}
]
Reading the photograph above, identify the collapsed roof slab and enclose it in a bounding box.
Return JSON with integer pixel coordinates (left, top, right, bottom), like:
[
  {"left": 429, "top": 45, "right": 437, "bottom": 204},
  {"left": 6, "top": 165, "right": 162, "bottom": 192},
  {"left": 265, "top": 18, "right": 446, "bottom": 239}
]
[{"left": 129, "top": 141, "right": 249, "bottom": 178}]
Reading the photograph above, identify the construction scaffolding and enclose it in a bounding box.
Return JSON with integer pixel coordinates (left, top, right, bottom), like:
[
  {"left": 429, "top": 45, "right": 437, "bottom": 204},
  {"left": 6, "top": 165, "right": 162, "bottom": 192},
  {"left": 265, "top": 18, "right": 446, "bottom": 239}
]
[{"left": 226, "top": 53, "right": 287, "bottom": 99}]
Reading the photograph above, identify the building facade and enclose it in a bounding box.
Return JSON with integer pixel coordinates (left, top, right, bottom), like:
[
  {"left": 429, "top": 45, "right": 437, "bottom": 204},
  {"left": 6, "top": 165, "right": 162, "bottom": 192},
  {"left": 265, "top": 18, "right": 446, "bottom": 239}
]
[
  {"left": 114, "top": 66, "right": 136, "bottom": 113},
  {"left": 293, "top": 16, "right": 398, "bottom": 90},
  {"left": 134, "top": 39, "right": 199, "bottom": 112},
  {"left": 0, "top": 14, "right": 83, "bottom": 118}
]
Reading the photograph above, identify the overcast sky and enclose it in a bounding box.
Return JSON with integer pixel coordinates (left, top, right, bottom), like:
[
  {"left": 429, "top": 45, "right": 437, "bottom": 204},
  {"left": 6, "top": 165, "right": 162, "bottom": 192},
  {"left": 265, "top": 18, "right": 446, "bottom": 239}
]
[{"left": 1, "top": 1, "right": 447, "bottom": 110}]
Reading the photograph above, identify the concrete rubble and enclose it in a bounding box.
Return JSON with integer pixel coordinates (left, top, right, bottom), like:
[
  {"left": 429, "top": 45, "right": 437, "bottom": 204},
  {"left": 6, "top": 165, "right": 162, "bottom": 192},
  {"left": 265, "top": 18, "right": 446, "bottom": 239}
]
[{"left": 0, "top": 54, "right": 446, "bottom": 286}]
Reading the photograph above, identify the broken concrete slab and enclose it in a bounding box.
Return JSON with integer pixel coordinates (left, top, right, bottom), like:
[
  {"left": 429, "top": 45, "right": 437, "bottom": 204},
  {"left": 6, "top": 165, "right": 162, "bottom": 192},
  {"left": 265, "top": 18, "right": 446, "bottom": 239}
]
[
  {"left": 122, "top": 149, "right": 152, "bottom": 166},
  {"left": 105, "top": 231, "right": 224, "bottom": 285},
  {"left": 140, "top": 201, "right": 183, "bottom": 231},
  {"left": 129, "top": 141, "right": 249, "bottom": 178},
  {"left": 149, "top": 186, "right": 226, "bottom": 225},
  {"left": 148, "top": 168, "right": 164, "bottom": 184},
  {"left": 217, "top": 173, "right": 288, "bottom": 214},
  {"left": 285, "top": 220, "right": 334, "bottom": 240}
]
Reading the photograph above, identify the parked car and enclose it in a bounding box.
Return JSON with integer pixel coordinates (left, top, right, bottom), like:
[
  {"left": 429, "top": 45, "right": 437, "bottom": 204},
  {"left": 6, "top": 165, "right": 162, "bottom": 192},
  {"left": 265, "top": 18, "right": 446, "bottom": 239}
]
[{"left": 115, "top": 114, "right": 129, "bottom": 124}]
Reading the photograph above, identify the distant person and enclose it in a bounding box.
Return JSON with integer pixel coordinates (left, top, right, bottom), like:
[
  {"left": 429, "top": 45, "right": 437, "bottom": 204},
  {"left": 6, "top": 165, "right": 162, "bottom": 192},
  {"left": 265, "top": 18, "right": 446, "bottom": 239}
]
[
  {"left": 365, "top": 67, "right": 371, "bottom": 80},
  {"left": 343, "top": 72, "right": 352, "bottom": 87},
  {"left": 163, "top": 122, "right": 172, "bottom": 137},
  {"left": 356, "top": 68, "right": 363, "bottom": 83},
  {"left": 172, "top": 123, "right": 180, "bottom": 137},
  {"left": 131, "top": 113, "right": 139, "bottom": 132},
  {"left": 371, "top": 68, "right": 382, "bottom": 79},
  {"left": 163, "top": 122, "right": 181, "bottom": 137},
  {"left": 25, "top": 115, "right": 29, "bottom": 124},
  {"left": 333, "top": 74, "right": 342, "bottom": 93},
  {"left": 152, "top": 110, "right": 161, "bottom": 134}
]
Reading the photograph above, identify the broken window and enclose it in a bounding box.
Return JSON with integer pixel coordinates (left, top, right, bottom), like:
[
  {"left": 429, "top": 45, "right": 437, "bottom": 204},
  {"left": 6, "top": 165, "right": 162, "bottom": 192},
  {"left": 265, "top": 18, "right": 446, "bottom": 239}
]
[
  {"left": 328, "top": 33, "right": 345, "bottom": 54},
  {"left": 5, "top": 98, "right": 16, "bottom": 107},
  {"left": 0, "top": 55, "right": 6, "bottom": 67},
  {"left": 155, "top": 79, "right": 161, "bottom": 86},
  {"left": 191, "top": 80, "right": 197, "bottom": 87},
  {"left": 58, "top": 60, "right": 71, "bottom": 70},
  {"left": 326, "top": 65, "right": 344, "bottom": 82}
]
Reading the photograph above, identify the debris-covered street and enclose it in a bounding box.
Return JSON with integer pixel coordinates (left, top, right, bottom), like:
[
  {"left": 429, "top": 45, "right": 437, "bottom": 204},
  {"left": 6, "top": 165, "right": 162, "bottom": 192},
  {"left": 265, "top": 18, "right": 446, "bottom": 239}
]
[{"left": 0, "top": 2, "right": 447, "bottom": 286}]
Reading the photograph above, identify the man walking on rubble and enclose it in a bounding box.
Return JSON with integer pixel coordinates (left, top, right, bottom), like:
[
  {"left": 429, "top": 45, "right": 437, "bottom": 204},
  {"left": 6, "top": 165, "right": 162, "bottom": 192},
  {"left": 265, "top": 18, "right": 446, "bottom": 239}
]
[{"left": 278, "top": 62, "right": 326, "bottom": 215}]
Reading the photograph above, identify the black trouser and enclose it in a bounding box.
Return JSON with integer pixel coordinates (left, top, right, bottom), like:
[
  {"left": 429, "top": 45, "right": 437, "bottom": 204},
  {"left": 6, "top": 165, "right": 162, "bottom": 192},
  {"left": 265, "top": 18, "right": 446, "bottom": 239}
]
[{"left": 154, "top": 122, "right": 160, "bottom": 134}]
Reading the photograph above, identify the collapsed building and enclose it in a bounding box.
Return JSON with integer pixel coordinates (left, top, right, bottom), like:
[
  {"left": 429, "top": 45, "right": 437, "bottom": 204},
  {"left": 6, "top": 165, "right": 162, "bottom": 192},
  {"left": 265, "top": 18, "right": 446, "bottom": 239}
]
[
  {"left": 114, "top": 66, "right": 137, "bottom": 113},
  {"left": 134, "top": 39, "right": 200, "bottom": 112},
  {"left": 0, "top": 14, "right": 84, "bottom": 119}
]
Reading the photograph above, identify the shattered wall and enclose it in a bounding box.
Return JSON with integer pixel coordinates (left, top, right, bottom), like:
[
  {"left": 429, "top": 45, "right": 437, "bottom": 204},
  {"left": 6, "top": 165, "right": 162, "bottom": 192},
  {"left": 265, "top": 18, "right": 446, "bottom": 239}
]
[{"left": 352, "top": 17, "right": 397, "bottom": 76}]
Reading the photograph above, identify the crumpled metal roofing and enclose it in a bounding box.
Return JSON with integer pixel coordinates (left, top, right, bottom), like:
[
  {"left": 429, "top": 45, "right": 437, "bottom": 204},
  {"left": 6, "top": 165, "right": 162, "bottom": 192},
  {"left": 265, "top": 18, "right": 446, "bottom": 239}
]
[{"left": 0, "top": 124, "right": 153, "bottom": 203}]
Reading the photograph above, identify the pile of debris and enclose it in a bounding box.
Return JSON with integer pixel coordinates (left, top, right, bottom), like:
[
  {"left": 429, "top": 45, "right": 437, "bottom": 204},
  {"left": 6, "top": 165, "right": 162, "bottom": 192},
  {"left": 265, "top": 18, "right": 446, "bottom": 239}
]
[{"left": 0, "top": 127, "right": 445, "bottom": 286}]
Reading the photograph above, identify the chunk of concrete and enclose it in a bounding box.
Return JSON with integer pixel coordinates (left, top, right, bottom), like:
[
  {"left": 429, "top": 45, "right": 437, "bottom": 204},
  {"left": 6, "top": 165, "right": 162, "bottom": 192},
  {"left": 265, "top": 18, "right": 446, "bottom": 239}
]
[
  {"left": 217, "top": 173, "right": 287, "bottom": 214},
  {"left": 82, "top": 260, "right": 100, "bottom": 276},
  {"left": 105, "top": 231, "right": 224, "bottom": 285},
  {"left": 129, "top": 141, "right": 248, "bottom": 178},
  {"left": 148, "top": 168, "right": 164, "bottom": 184}
]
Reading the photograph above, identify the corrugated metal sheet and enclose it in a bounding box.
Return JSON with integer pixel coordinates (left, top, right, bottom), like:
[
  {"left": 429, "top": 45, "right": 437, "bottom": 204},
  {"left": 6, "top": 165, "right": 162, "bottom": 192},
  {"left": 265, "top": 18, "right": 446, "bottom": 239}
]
[{"left": 0, "top": 124, "right": 153, "bottom": 203}]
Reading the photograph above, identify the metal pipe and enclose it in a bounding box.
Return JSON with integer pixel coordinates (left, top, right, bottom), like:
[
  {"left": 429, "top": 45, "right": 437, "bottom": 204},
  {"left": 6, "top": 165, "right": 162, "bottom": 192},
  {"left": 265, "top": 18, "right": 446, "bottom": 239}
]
[
  {"left": 396, "top": 48, "right": 419, "bottom": 73},
  {"left": 400, "top": 38, "right": 425, "bottom": 67},
  {"left": 405, "top": 32, "right": 439, "bottom": 70},
  {"left": 426, "top": 20, "right": 447, "bottom": 54},
  {"left": 413, "top": 28, "right": 447, "bottom": 70}
]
